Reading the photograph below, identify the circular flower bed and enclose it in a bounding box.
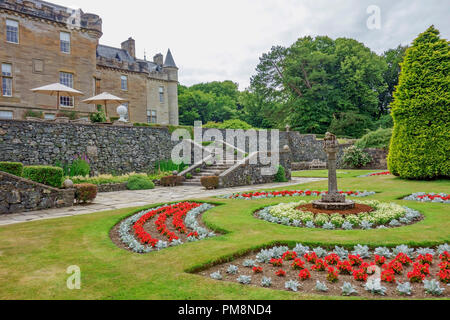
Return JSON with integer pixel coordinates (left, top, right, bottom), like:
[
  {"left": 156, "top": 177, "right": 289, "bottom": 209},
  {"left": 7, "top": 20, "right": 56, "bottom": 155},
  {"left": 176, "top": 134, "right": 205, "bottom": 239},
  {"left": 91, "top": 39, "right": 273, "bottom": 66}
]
[
  {"left": 255, "top": 200, "right": 423, "bottom": 230},
  {"left": 359, "top": 171, "right": 391, "bottom": 178},
  {"left": 404, "top": 193, "right": 450, "bottom": 204},
  {"left": 201, "top": 243, "right": 449, "bottom": 298},
  {"left": 219, "top": 190, "right": 376, "bottom": 200},
  {"left": 111, "top": 202, "right": 216, "bottom": 253}
]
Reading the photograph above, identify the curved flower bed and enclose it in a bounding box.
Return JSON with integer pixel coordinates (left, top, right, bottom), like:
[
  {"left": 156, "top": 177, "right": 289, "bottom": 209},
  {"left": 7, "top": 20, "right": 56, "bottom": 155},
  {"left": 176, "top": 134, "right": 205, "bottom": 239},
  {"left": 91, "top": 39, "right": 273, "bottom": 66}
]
[
  {"left": 117, "top": 202, "right": 215, "bottom": 253},
  {"left": 359, "top": 172, "right": 391, "bottom": 178},
  {"left": 202, "top": 243, "right": 449, "bottom": 298},
  {"left": 404, "top": 193, "right": 450, "bottom": 204},
  {"left": 255, "top": 200, "right": 423, "bottom": 230},
  {"left": 219, "top": 190, "right": 376, "bottom": 200}
]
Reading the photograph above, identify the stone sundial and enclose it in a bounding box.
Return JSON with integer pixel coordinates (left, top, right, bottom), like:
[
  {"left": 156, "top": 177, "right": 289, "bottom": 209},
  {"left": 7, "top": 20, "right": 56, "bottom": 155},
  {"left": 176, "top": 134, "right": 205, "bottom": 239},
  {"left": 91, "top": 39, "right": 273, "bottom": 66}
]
[{"left": 312, "top": 132, "right": 355, "bottom": 211}]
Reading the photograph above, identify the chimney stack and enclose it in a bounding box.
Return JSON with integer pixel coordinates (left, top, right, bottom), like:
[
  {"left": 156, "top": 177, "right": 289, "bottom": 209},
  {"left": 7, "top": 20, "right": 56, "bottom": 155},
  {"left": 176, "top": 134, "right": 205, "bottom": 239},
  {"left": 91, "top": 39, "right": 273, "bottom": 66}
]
[
  {"left": 121, "top": 37, "right": 136, "bottom": 59},
  {"left": 153, "top": 53, "right": 163, "bottom": 66}
]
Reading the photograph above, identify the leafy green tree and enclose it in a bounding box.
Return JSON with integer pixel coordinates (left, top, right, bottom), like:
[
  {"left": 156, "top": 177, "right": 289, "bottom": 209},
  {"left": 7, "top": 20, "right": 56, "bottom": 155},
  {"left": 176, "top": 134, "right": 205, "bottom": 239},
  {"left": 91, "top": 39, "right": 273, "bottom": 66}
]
[{"left": 388, "top": 26, "right": 450, "bottom": 180}]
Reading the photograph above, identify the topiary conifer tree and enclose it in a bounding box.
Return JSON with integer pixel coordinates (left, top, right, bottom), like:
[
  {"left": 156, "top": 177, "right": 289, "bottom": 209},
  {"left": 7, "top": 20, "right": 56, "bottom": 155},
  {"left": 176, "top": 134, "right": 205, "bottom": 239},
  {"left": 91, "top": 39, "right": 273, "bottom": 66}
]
[{"left": 388, "top": 26, "right": 449, "bottom": 179}]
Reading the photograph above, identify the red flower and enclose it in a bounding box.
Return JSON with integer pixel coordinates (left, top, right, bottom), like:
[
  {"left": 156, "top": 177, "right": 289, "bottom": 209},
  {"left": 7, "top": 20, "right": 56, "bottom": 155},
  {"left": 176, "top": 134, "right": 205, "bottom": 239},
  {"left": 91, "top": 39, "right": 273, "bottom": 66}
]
[
  {"left": 394, "top": 253, "right": 413, "bottom": 266},
  {"left": 326, "top": 267, "right": 339, "bottom": 283},
  {"left": 304, "top": 252, "right": 318, "bottom": 264},
  {"left": 375, "top": 255, "right": 387, "bottom": 266},
  {"left": 440, "top": 251, "right": 450, "bottom": 262},
  {"left": 348, "top": 255, "right": 364, "bottom": 267},
  {"left": 270, "top": 258, "right": 283, "bottom": 267},
  {"left": 353, "top": 268, "right": 368, "bottom": 282},
  {"left": 437, "top": 269, "right": 450, "bottom": 284},
  {"left": 311, "top": 259, "right": 328, "bottom": 272},
  {"left": 298, "top": 269, "right": 311, "bottom": 281},
  {"left": 416, "top": 254, "right": 433, "bottom": 265},
  {"left": 381, "top": 269, "right": 396, "bottom": 283},
  {"left": 253, "top": 267, "right": 263, "bottom": 274},
  {"left": 384, "top": 260, "right": 404, "bottom": 275},
  {"left": 407, "top": 269, "right": 426, "bottom": 283},
  {"left": 325, "top": 254, "right": 340, "bottom": 266},
  {"left": 275, "top": 269, "right": 286, "bottom": 277},
  {"left": 282, "top": 251, "right": 298, "bottom": 261},
  {"left": 291, "top": 258, "right": 306, "bottom": 270},
  {"left": 336, "top": 261, "right": 353, "bottom": 275}
]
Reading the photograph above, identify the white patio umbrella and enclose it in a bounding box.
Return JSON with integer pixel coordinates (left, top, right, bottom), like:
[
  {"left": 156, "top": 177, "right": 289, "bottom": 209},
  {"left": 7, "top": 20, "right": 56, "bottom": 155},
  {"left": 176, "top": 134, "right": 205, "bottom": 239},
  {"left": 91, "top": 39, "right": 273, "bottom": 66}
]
[
  {"left": 82, "top": 92, "right": 126, "bottom": 119},
  {"left": 31, "top": 83, "right": 83, "bottom": 110}
]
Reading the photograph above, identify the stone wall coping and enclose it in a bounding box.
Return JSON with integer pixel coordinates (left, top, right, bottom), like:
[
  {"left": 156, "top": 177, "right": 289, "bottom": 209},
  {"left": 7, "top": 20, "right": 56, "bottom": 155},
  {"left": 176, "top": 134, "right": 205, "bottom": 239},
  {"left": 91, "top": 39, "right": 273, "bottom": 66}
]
[{"left": 0, "top": 170, "right": 71, "bottom": 193}]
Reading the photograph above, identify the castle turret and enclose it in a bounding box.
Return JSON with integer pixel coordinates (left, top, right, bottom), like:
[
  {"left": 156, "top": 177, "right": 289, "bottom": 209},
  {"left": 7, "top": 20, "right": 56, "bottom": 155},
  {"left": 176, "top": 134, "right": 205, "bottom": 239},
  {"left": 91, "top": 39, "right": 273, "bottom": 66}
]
[{"left": 163, "top": 49, "right": 179, "bottom": 125}]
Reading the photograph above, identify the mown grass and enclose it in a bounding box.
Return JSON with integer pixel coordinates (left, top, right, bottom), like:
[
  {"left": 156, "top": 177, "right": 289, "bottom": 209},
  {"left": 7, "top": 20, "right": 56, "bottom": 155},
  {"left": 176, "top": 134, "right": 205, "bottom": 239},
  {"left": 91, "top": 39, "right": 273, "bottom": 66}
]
[{"left": 0, "top": 174, "right": 449, "bottom": 300}]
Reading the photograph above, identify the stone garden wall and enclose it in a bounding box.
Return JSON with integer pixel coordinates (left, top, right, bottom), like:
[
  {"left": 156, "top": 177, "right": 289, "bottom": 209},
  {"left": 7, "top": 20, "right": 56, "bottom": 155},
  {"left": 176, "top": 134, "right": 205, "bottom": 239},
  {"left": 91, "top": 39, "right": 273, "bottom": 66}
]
[
  {"left": 0, "top": 120, "right": 176, "bottom": 175},
  {"left": 0, "top": 171, "right": 74, "bottom": 214}
]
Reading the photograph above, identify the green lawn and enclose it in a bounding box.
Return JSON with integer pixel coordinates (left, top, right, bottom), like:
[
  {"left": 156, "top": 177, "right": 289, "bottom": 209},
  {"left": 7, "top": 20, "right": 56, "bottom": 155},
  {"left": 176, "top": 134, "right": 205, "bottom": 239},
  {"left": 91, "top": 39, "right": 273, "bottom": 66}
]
[
  {"left": 293, "top": 169, "right": 387, "bottom": 179},
  {"left": 0, "top": 174, "right": 449, "bottom": 300}
]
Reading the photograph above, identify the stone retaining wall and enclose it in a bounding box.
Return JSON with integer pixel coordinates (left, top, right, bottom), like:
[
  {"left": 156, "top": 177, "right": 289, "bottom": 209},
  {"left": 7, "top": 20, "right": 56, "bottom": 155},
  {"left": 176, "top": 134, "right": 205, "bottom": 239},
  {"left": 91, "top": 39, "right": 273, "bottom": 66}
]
[{"left": 0, "top": 171, "right": 74, "bottom": 214}]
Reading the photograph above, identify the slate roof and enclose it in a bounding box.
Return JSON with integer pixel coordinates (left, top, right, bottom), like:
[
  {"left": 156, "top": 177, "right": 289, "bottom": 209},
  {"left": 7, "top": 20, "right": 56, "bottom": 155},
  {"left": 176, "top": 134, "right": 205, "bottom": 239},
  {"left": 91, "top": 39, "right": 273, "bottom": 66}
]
[
  {"left": 96, "top": 45, "right": 135, "bottom": 63},
  {"left": 163, "top": 49, "right": 177, "bottom": 68}
]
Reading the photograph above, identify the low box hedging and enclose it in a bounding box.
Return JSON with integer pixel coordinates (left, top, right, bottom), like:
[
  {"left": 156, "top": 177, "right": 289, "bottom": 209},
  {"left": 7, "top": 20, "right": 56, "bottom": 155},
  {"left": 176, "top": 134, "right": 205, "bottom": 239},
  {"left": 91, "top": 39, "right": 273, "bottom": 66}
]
[
  {"left": 201, "top": 176, "right": 219, "bottom": 190},
  {"left": 0, "top": 162, "right": 24, "bottom": 177},
  {"left": 74, "top": 184, "right": 98, "bottom": 204},
  {"left": 127, "top": 175, "right": 155, "bottom": 190},
  {"left": 23, "top": 166, "right": 64, "bottom": 188},
  {"left": 160, "top": 175, "right": 184, "bottom": 187}
]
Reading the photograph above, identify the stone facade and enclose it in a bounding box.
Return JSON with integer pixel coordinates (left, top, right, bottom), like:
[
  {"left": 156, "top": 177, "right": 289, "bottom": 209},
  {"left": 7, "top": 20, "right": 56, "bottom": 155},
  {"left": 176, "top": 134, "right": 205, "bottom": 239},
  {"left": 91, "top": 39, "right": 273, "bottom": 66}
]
[
  {"left": 0, "top": 0, "right": 179, "bottom": 125},
  {"left": 0, "top": 170, "right": 74, "bottom": 214}
]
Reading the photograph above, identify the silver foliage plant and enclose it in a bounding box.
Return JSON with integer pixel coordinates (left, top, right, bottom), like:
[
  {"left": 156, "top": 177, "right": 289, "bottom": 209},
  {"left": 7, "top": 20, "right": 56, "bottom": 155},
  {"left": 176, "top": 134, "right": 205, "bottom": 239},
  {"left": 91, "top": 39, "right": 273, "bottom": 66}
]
[
  {"left": 423, "top": 280, "right": 445, "bottom": 296},
  {"left": 285, "top": 280, "right": 300, "bottom": 292},
  {"left": 243, "top": 259, "right": 257, "bottom": 268},
  {"left": 365, "top": 279, "right": 387, "bottom": 296},
  {"left": 210, "top": 272, "right": 222, "bottom": 280},
  {"left": 333, "top": 246, "right": 349, "bottom": 260},
  {"left": 256, "top": 246, "right": 289, "bottom": 263},
  {"left": 397, "top": 282, "right": 412, "bottom": 296},
  {"left": 374, "top": 247, "right": 393, "bottom": 259},
  {"left": 315, "top": 281, "right": 329, "bottom": 292},
  {"left": 341, "top": 282, "right": 358, "bottom": 296},
  {"left": 437, "top": 244, "right": 450, "bottom": 256},
  {"left": 237, "top": 275, "right": 252, "bottom": 285},
  {"left": 392, "top": 245, "right": 415, "bottom": 257},
  {"left": 227, "top": 265, "right": 239, "bottom": 275},
  {"left": 261, "top": 277, "right": 272, "bottom": 288},
  {"left": 352, "top": 245, "right": 371, "bottom": 259}
]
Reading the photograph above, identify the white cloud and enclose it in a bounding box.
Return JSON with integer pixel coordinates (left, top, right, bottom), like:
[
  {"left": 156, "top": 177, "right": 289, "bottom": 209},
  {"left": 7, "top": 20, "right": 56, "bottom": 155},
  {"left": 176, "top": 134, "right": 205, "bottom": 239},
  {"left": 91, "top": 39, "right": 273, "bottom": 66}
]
[{"left": 53, "top": 0, "right": 450, "bottom": 90}]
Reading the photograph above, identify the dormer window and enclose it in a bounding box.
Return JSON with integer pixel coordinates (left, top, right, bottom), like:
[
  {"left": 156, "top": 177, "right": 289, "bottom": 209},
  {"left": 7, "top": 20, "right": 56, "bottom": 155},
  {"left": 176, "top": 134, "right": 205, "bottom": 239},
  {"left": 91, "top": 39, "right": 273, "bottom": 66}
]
[
  {"left": 60, "top": 32, "right": 71, "bottom": 53},
  {"left": 6, "top": 20, "right": 19, "bottom": 44}
]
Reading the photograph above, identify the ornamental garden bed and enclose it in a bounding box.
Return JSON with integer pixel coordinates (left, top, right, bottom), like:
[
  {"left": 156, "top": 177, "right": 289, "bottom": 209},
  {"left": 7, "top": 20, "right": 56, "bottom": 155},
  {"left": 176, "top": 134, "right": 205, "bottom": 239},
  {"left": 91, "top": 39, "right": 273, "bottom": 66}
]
[
  {"left": 200, "top": 244, "right": 449, "bottom": 299},
  {"left": 404, "top": 193, "right": 450, "bottom": 204},
  {"left": 255, "top": 201, "right": 424, "bottom": 230},
  {"left": 110, "top": 202, "right": 217, "bottom": 253},
  {"left": 359, "top": 171, "right": 391, "bottom": 177},
  {"left": 219, "top": 190, "right": 376, "bottom": 200}
]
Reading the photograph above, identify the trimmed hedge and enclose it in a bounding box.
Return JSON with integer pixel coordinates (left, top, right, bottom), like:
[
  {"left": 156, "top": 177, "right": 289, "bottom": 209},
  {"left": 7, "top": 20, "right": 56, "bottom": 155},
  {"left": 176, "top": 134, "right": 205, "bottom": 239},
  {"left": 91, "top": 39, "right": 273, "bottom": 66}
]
[
  {"left": 160, "top": 175, "right": 184, "bottom": 187},
  {"left": 201, "top": 176, "right": 219, "bottom": 190},
  {"left": 74, "top": 184, "right": 98, "bottom": 204},
  {"left": 23, "top": 166, "right": 64, "bottom": 188},
  {"left": 275, "top": 166, "right": 288, "bottom": 182},
  {"left": 0, "top": 162, "right": 24, "bottom": 177},
  {"left": 388, "top": 26, "right": 450, "bottom": 179},
  {"left": 127, "top": 175, "right": 155, "bottom": 191}
]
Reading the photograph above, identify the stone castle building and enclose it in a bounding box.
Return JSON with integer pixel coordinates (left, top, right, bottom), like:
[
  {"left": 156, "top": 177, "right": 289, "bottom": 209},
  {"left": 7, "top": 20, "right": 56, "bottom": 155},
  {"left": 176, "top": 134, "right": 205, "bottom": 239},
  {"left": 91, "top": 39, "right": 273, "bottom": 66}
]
[{"left": 0, "top": 0, "right": 179, "bottom": 125}]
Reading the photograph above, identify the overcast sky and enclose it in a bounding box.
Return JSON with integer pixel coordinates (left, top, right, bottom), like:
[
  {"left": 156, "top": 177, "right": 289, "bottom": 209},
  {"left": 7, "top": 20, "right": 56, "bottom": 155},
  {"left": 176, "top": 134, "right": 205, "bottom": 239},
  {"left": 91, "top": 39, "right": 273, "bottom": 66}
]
[{"left": 57, "top": 0, "right": 449, "bottom": 90}]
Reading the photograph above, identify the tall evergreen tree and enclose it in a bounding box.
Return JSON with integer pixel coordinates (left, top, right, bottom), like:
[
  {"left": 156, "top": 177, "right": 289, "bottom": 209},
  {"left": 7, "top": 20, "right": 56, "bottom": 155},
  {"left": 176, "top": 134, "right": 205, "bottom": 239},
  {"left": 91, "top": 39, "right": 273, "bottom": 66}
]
[{"left": 388, "top": 26, "right": 450, "bottom": 179}]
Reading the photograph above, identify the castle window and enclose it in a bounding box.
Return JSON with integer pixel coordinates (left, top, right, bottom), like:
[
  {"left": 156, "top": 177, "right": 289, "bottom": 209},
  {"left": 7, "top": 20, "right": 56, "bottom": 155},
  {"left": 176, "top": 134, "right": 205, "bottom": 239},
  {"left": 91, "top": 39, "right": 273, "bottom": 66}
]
[
  {"left": 6, "top": 20, "right": 19, "bottom": 44},
  {"left": 0, "top": 110, "right": 13, "bottom": 120},
  {"left": 159, "top": 87, "right": 164, "bottom": 103},
  {"left": 60, "top": 32, "right": 71, "bottom": 53},
  {"left": 1, "top": 63, "right": 13, "bottom": 97},
  {"left": 147, "top": 110, "right": 157, "bottom": 124},
  {"left": 59, "top": 72, "right": 74, "bottom": 107},
  {"left": 121, "top": 75, "right": 128, "bottom": 91}
]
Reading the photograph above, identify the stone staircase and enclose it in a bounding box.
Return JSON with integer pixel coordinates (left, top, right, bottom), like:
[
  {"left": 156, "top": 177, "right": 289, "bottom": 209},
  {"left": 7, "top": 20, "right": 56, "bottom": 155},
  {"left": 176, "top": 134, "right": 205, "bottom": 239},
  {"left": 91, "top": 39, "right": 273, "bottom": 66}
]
[{"left": 181, "top": 141, "right": 247, "bottom": 187}]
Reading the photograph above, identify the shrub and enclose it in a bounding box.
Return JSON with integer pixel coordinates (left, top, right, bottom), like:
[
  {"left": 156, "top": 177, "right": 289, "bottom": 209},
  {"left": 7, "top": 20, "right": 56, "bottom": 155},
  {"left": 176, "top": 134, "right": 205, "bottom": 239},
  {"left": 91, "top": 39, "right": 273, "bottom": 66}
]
[
  {"left": 90, "top": 106, "right": 107, "bottom": 123},
  {"left": 160, "top": 175, "right": 179, "bottom": 187},
  {"left": 355, "top": 128, "right": 393, "bottom": 150},
  {"left": 204, "top": 119, "right": 253, "bottom": 130},
  {"left": 388, "top": 26, "right": 450, "bottom": 180},
  {"left": 201, "top": 176, "right": 219, "bottom": 190},
  {"left": 0, "top": 162, "right": 23, "bottom": 177},
  {"left": 186, "top": 173, "right": 193, "bottom": 179},
  {"left": 70, "top": 157, "right": 90, "bottom": 177},
  {"left": 342, "top": 146, "right": 372, "bottom": 168},
  {"left": 328, "top": 112, "right": 374, "bottom": 138},
  {"left": 127, "top": 175, "right": 155, "bottom": 190},
  {"left": 24, "top": 110, "right": 43, "bottom": 119},
  {"left": 74, "top": 184, "right": 98, "bottom": 204},
  {"left": 275, "top": 166, "right": 288, "bottom": 182},
  {"left": 23, "top": 166, "right": 63, "bottom": 188}
]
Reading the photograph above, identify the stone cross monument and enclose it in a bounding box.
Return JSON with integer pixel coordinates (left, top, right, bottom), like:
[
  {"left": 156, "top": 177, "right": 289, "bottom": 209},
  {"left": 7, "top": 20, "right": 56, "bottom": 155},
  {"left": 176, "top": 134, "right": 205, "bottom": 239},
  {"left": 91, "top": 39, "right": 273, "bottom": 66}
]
[{"left": 313, "top": 132, "right": 355, "bottom": 210}]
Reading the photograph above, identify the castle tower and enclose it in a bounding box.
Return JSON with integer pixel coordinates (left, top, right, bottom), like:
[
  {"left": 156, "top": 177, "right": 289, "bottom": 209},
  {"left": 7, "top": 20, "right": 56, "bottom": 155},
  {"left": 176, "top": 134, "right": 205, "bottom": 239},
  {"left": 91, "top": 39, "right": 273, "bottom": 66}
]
[{"left": 163, "top": 49, "right": 179, "bottom": 125}]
